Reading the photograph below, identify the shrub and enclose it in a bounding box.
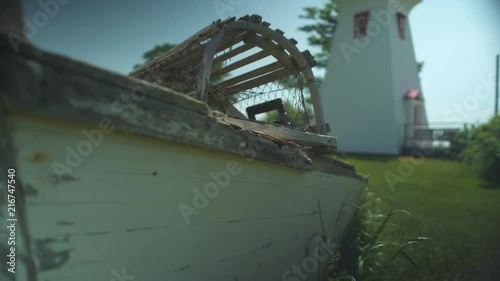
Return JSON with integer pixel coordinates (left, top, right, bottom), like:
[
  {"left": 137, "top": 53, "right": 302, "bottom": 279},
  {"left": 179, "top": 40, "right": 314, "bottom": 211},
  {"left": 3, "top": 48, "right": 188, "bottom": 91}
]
[{"left": 460, "top": 116, "right": 500, "bottom": 185}]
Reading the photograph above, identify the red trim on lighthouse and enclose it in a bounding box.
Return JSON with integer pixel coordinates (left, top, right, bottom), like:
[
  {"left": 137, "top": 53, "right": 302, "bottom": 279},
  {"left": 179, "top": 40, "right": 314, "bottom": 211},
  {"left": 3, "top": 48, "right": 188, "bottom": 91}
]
[
  {"left": 354, "top": 11, "right": 370, "bottom": 38},
  {"left": 405, "top": 89, "right": 421, "bottom": 100},
  {"left": 397, "top": 13, "right": 407, "bottom": 40}
]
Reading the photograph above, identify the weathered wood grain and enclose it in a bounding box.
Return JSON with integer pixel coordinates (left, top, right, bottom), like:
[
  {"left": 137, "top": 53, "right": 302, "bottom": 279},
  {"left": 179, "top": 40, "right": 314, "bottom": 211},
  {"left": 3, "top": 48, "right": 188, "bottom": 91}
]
[
  {"left": 215, "top": 60, "right": 284, "bottom": 88},
  {"left": 197, "top": 29, "right": 226, "bottom": 102},
  {"left": 0, "top": 49, "right": 314, "bottom": 171},
  {"left": 219, "top": 115, "right": 338, "bottom": 149}
]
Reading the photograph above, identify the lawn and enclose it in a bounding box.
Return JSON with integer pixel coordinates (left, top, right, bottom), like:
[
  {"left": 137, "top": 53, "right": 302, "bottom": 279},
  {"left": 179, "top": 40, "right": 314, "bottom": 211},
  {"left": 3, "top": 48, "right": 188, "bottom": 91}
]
[{"left": 334, "top": 155, "right": 500, "bottom": 281}]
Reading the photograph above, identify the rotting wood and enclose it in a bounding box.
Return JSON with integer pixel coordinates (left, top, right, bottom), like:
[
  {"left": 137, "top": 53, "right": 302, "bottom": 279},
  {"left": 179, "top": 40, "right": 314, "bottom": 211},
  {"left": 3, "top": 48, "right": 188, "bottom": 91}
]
[
  {"left": 198, "top": 29, "right": 226, "bottom": 103},
  {"left": 1, "top": 41, "right": 317, "bottom": 172},
  {"left": 223, "top": 20, "right": 327, "bottom": 134},
  {"left": 167, "top": 30, "right": 249, "bottom": 71},
  {"left": 218, "top": 114, "right": 337, "bottom": 149},
  {"left": 130, "top": 15, "right": 328, "bottom": 135}
]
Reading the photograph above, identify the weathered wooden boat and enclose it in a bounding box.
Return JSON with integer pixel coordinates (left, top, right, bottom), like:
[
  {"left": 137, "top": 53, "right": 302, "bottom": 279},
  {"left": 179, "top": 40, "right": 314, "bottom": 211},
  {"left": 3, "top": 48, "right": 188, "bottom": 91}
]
[{"left": 0, "top": 7, "right": 366, "bottom": 281}]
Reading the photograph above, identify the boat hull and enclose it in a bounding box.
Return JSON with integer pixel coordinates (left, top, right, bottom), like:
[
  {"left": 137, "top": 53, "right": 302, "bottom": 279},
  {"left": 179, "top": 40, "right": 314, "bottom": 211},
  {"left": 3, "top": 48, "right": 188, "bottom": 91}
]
[{"left": 8, "top": 113, "right": 365, "bottom": 281}]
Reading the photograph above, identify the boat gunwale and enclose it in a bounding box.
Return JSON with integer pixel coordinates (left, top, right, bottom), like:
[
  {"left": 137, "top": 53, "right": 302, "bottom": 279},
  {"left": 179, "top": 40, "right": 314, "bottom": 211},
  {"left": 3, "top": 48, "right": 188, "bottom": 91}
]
[{"left": 0, "top": 36, "right": 366, "bottom": 182}]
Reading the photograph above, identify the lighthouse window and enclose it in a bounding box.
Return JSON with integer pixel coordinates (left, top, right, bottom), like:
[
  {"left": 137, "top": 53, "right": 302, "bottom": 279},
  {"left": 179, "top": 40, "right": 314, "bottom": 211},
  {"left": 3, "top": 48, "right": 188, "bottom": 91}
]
[
  {"left": 354, "top": 11, "right": 370, "bottom": 38},
  {"left": 397, "top": 13, "right": 406, "bottom": 40}
]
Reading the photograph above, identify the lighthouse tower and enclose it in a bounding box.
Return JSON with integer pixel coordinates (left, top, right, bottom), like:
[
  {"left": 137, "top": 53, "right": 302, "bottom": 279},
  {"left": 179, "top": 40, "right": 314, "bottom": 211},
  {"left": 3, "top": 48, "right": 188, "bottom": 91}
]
[{"left": 321, "top": 0, "right": 428, "bottom": 155}]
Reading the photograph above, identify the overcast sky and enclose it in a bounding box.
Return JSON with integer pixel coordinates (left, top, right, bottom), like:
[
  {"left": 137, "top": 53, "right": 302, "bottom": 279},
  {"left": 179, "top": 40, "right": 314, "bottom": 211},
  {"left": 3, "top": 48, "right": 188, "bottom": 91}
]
[{"left": 22, "top": 0, "right": 500, "bottom": 125}]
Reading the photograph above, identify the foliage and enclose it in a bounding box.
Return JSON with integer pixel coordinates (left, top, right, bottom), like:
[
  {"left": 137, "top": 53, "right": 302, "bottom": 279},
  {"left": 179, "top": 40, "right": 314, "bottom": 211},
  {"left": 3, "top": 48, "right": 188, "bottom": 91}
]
[
  {"left": 459, "top": 115, "right": 500, "bottom": 185},
  {"left": 298, "top": 1, "right": 338, "bottom": 68},
  {"left": 133, "top": 43, "right": 177, "bottom": 70},
  {"left": 262, "top": 100, "right": 313, "bottom": 128},
  {"left": 335, "top": 190, "right": 434, "bottom": 281},
  {"left": 333, "top": 155, "right": 500, "bottom": 280},
  {"left": 133, "top": 43, "right": 229, "bottom": 83}
]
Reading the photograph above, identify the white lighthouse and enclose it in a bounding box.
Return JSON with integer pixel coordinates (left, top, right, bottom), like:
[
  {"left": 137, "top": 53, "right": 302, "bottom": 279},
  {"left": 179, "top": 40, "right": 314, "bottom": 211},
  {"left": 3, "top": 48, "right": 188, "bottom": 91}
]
[{"left": 321, "top": 0, "right": 428, "bottom": 155}]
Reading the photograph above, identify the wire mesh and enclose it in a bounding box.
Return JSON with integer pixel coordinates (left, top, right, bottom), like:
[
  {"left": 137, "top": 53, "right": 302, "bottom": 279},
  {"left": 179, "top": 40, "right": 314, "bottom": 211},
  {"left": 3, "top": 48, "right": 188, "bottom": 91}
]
[
  {"left": 230, "top": 73, "right": 311, "bottom": 128},
  {"left": 143, "top": 32, "right": 313, "bottom": 130}
]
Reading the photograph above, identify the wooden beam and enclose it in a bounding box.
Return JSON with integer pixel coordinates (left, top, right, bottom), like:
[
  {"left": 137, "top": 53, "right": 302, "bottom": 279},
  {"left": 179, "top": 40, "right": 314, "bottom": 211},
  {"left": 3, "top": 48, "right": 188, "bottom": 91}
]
[
  {"left": 135, "top": 30, "right": 249, "bottom": 82},
  {"left": 224, "top": 21, "right": 327, "bottom": 134},
  {"left": 221, "top": 116, "right": 337, "bottom": 149},
  {"left": 130, "top": 20, "right": 221, "bottom": 77},
  {"left": 210, "top": 34, "right": 298, "bottom": 81},
  {"left": 2, "top": 43, "right": 315, "bottom": 171},
  {"left": 248, "top": 34, "right": 296, "bottom": 70},
  {"left": 198, "top": 29, "right": 226, "bottom": 103},
  {"left": 210, "top": 49, "right": 271, "bottom": 78},
  {"left": 212, "top": 42, "right": 256, "bottom": 65},
  {"left": 226, "top": 67, "right": 295, "bottom": 94},
  {"left": 216, "top": 60, "right": 283, "bottom": 88}
]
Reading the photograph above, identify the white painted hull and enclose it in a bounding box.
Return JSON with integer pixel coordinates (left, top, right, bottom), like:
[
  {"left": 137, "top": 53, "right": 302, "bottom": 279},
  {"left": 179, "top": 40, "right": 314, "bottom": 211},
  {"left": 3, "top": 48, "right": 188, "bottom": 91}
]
[
  {"left": 0, "top": 39, "right": 366, "bottom": 281},
  {"left": 10, "top": 114, "right": 364, "bottom": 281}
]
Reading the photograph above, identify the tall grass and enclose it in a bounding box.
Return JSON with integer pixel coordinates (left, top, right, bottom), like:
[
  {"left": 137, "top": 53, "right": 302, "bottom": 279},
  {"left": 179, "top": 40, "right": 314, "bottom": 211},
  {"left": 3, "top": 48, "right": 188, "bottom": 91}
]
[{"left": 330, "top": 189, "right": 435, "bottom": 281}]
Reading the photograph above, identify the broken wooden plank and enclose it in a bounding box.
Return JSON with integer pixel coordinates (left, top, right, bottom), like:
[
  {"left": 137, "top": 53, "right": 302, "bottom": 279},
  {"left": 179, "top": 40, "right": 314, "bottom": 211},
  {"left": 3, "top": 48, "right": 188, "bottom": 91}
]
[{"left": 220, "top": 115, "right": 337, "bottom": 149}]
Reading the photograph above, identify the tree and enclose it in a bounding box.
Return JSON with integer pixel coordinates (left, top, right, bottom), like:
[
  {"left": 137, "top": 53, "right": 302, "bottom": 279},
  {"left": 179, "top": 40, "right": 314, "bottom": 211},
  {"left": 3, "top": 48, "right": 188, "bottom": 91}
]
[
  {"left": 263, "top": 99, "right": 314, "bottom": 128},
  {"left": 298, "top": 2, "right": 339, "bottom": 69},
  {"left": 459, "top": 116, "right": 500, "bottom": 186},
  {"left": 133, "top": 43, "right": 229, "bottom": 83},
  {"left": 133, "top": 43, "right": 176, "bottom": 70}
]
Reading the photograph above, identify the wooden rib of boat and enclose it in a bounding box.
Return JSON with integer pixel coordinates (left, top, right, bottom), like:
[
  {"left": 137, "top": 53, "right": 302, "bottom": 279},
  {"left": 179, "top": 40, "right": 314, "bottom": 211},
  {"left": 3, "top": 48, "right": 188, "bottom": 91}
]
[{"left": 0, "top": 9, "right": 367, "bottom": 281}]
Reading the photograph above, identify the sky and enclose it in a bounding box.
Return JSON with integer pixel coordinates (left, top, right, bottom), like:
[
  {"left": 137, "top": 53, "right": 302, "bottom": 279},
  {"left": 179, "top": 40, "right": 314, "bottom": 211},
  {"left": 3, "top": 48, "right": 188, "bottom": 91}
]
[{"left": 21, "top": 0, "right": 500, "bottom": 125}]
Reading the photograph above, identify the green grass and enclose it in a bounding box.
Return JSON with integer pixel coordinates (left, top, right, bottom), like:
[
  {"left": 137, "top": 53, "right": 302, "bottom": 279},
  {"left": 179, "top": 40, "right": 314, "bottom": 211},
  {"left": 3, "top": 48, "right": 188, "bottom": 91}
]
[{"left": 335, "top": 155, "right": 500, "bottom": 281}]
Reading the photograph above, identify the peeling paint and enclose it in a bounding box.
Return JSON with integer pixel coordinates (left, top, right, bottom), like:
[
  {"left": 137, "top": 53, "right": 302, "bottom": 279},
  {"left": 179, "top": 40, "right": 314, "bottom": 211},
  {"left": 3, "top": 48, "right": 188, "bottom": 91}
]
[
  {"left": 50, "top": 173, "right": 79, "bottom": 184},
  {"left": 30, "top": 152, "right": 49, "bottom": 163},
  {"left": 83, "top": 231, "right": 108, "bottom": 236},
  {"left": 125, "top": 225, "right": 169, "bottom": 232},
  {"left": 173, "top": 265, "right": 191, "bottom": 272},
  {"left": 55, "top": 221, "right": 75, "bottom": 226},
  {"left": 35, "top": 237, "right": 73, "bottom": 271}
]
